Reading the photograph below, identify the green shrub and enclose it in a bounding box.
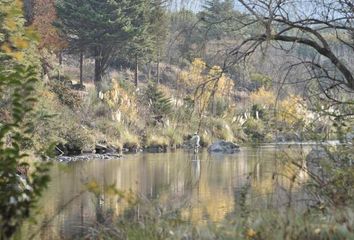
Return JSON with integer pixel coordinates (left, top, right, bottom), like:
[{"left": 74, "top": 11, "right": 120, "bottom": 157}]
[
  {"left": 206, "top": 118, "right": 234, "bottom": 142},
  {"left": 59, "top": 123, "right": 95, "bottom": 154},
  {"left": 243, "top": 118, "right": 266, "bottom": 142},
  {"left": 230, "top": 122, "right": 247, "bottom": 142},
  {"left": 146, "top": 134, "right": 169, "bottom": 147},
  {"left": 0, "top": 65, "right": 50, "bottom": 239},
  {"left": 251, "top": 104, "right": 268, "bottom": 120},
  {"left": 121, "top": 130, "right": 140, "bottom": 150},
  {"left": 250, "top": 72, "right": 272, "bottom": 90},
  {"left": 208, "top": 97, "right": 230, "bottom": 117},
  {"left": 200, "top": 131, "right": 212, "bottom": 147},
  {"left": 164, "top": 126, "right": 184, "bottom": 147},
  {"left": 144, "top": 84, "right": 172, "bottom": 117}
]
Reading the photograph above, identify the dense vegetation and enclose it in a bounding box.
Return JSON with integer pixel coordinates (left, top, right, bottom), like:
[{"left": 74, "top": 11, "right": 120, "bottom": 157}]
[{"left": 0, "top": 0, "right": 353, "bottom": 239}]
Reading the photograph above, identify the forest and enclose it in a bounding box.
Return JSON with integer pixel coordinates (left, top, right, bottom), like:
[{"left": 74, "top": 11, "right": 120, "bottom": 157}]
[{"left": 0, "top": 0, "right": 353, "bottom": 239}]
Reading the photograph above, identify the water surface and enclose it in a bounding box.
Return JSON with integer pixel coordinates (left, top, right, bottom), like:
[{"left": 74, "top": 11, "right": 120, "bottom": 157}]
[{"left": 25, "top": 145, "right": 309, "bottom": 239}]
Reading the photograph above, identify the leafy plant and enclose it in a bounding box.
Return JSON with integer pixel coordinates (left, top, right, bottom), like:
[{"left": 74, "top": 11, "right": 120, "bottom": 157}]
[
  {"left": 0, "top": 2, "right": 50, "bottom": 238},
  {"left": 0, "top": 65, "right": 50, "bottom": 239},
  {"left": 145, "top": 84, "right": 172, "bottom": 117}
]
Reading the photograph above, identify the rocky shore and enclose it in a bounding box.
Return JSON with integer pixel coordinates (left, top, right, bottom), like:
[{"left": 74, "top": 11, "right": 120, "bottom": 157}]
[{"left": 57, "top": 153, "right": 122, "bottom": 163}]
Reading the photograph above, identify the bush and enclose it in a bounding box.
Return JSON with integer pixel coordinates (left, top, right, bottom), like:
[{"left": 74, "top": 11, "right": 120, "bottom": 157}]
[
  {"left": 144, "top": 84, "right": 172, "bottom": 117},
  {"left": 200, "top": 131, "right": 212, "bottom": 147},
  {"left": 59, "top": 124, "right": 95, "bottom": 155},
  {"left": 0, "top": 65, "right": 50, "bottom": 239},
  {"left": 243, "top": 118, "right": 266, "bottom": 142},
  {"left": 230, "top": 122, "right": 247, "bottom": 142},
  {"left": 208, "top": 97, "right": 230, "bottom": 117},
  {"left": 250, "top": 72, "right": 272, "bottom": 90},
  {"left": 146, "top": 134, "right": 169, "bottom": 148},
  {"left": 121, "top": 130, "right": 140, "bottom": 151},
  {"left": 251, "top": 104, "right": 268, "bottom": 120},
  {"left": 164, "top": 126, "right": 184, "bottom": 147},
  {"left": 205, "top": 118, "right": 234, "bottom": 142}
]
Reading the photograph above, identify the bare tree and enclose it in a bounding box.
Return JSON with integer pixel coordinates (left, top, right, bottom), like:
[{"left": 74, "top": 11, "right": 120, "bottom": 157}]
[{"left": 230, "top": 0, "right": 354, "bottom": 101}]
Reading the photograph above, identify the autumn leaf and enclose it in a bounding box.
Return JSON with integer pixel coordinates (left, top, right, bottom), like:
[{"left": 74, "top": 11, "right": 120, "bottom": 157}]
[
  {"left": 1, "top": 43, "right": 12, "bottom": 54},
  {"left": 246, "top": 228, "right": 256, "bottom": 238},
  {"left": 11, "top": 37, "right": 29, "bottom": 49},
  {"left": 85, "top": 180, "right": 100, "bottom": 195}
]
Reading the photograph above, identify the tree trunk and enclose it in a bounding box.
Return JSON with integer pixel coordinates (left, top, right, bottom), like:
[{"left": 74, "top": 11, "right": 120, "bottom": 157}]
[
  {"left": 147, "top": 62, "right": 151, "bottom": 80},
  {"left": 23, "top": 0, "right": 34, "bottom": 25},
  {"left": 134, "top": 54, "right": 139, "bottom": 88},
  {"left": 156, "top": 53, "right": 160, "bottom": 85},
  {"left": 94, "top": 47, "right": 104, "bottom": 92},
  {"left": 79, "top": 51, "right": 83, "bottom": 86},
  {"left": 94, "top": 57, "right": 103, "bottom": 91},
  {"left": 58, "top": 51, "right": 63, "bottom": 81},
  {"left": 59, "top": 51, "right": 63, "bottom": 65}
]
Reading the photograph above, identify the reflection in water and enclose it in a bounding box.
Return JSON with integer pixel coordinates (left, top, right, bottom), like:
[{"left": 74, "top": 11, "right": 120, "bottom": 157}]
[
  {"left": 191, "top": 158, "right": 201, "bottom": 185},
  {"left": 23, "top": 146, "right": 309, "bottom": 239}
]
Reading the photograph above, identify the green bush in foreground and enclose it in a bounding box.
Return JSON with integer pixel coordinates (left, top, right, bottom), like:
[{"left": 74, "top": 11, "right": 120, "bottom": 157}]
[{"left": 0, "top": 65, "right": 50, "bottom": 239}]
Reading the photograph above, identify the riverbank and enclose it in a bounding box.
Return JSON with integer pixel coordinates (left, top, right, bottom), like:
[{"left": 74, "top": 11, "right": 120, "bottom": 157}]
[{"left": 25, "top": 59, "right": 342, "bottom": 160}]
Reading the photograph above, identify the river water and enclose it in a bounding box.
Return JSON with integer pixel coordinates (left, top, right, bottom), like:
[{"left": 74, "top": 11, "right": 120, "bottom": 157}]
[{"left": 24, "top": 145, "right": 310, "bottom": 239}]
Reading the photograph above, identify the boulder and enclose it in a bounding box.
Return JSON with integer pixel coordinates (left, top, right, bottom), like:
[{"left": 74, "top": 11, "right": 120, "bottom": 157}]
[{"left": 208, "top": 140, "right": 240, "bottom": 154}]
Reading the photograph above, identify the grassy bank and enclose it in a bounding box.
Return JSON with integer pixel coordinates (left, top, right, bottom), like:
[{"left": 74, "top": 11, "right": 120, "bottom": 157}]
[{"left": 26, "top": 58, "right": 342, "bottom": 156}]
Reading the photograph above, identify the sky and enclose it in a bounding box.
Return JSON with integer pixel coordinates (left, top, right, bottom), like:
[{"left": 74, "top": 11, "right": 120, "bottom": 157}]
[{"left": 168, "top": 0, "right": 204, "bottom": 12}]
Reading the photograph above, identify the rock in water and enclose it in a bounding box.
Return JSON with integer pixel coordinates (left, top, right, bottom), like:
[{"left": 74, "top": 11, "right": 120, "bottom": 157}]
[{"left": 208, "top": 140, "right": 240, "bottom": 154}]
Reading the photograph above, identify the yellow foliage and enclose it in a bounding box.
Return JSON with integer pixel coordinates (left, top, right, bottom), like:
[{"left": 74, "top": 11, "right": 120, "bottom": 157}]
[
  {"left": 121, "top": 130, "right": 139, "bottom": 147},
  {"left": 85, "top": 180, "right": 100, "bottom": 195},
  {"left": 11, "top": 51, "right": 24, "bottom": 61},
  {"left": 179, "top": 58, "right": 234, "bottom": 115},
  {"left": 0, "top": 0, "right": 38, "bottom": 65},
  {"left": 278, "top": 95, "right": 305, "bottom": 124},
  {"left": 11, "top": 36, "right": 29, "bottom": 49},
  {"left": 190, "top": 58, "right": 206, "bottom": 77},
  {"left": 103, "top": 80, "right": 138, "bottom": 120},
  {"left": 14, "top": 0, "right": 23, "bottom": 8},
  {"left": 3, "top": 18, "right": 17, "bottom": 31},
  {"left": 179, "top": 58, "right": 206, "bottom": 88},
  {"left": 39, "top": 88, "right": 56, "bottom": 101},
  {"left": 246, "top": 228, "right": 257, "bottom": 238},
  {"left": 250, "top": 87, "right": 276, "bottom": 107},
  {"left": 146, "top": 134, "right": 169, "bottom": 146},
  {"left": 1, "top": 43, "right": 12, "bottom": 54}
]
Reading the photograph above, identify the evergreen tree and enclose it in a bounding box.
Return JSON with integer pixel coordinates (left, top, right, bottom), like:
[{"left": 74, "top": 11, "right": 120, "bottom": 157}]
[
  {"left": 149, "top": 0, "right": 169, "bottom": 84},
  {"left": 145, "top": 84, "right": 172, "bottom": 116},
  {"left": 168, "top": 9, "right": 204, "bottom": 64},
  {"left": 122, "top": 0, "right": 169, "bottom": 88},
  {"left": 124, "top": 0, "right": 154, "bottom": 87},
  {"left": 201, "top": 0, "right": 236, "bottom": 39},
  {"left": 55, "top": 0, "right": 146, "bottom": 91}
]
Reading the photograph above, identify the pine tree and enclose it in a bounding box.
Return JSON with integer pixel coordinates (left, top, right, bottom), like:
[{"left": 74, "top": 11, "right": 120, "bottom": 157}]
[
  {"left": 149, "top": 0, "right": 168, "bottom": 84},
  {"left": 125, "top": 0, "right": 154, "bottom": 87},
  {"left": 201, "top": 0, "right": 236, "bottom": 39},
  {"left": 55, "top": 0, "right": 146, "bottom": 91},
  {"left": 145, "top": 84, "right": 172, "bottom": 116}
]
